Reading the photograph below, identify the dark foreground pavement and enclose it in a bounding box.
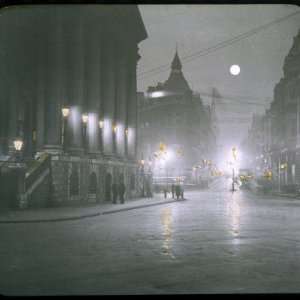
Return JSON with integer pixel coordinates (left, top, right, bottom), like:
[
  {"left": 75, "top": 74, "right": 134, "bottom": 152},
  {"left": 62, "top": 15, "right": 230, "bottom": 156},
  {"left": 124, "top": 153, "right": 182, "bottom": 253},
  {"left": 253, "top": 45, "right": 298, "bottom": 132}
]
[
  {"left": 1, "top": 180, "right": 300, "bottom": 295},
  {"left": 0, "top": 194, "right": 179, "bottom": 223}
]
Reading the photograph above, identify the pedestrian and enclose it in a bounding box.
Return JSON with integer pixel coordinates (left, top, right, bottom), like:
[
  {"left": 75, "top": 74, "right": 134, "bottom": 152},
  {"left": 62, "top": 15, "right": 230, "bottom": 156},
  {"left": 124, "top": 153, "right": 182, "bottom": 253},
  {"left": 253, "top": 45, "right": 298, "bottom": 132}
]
[
  {"left": 175, "top": 184, "right": 180, "bottom": 200},
  {"left": 163, "top": 186, "right": 168, "bottom": 199},
  {"left": 112, "top": 182, "right": 118, "bottom": 204},
  {"left": 180, "top": 184, "right": 184, "bottom": 200},
  {"left": 119, "top": 181, "right": 126, "bottom": 204},
  {"left": 171, "top": 183, "right": 175, "bottom": 199}
]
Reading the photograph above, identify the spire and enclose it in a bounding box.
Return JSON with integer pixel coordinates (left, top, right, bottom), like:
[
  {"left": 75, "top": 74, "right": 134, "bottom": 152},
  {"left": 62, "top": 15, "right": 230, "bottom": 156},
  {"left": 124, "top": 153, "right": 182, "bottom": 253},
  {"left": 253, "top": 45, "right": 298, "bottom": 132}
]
[
  {"left": 171, "top": 48, "right": 182, "bottom": 71},
  {"left": 160, "top": 46, "right": 191, "bottom": 92}
]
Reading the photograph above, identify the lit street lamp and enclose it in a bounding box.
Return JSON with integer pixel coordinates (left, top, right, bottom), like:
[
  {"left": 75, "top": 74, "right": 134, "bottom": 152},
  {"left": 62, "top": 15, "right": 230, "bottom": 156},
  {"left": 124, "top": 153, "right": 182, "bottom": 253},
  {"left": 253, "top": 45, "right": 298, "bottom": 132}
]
[
  {"left": 82, "top": 113, "right": 89, "bottom": 154},
  {"left": 98, "top": 119, "right": 104, "bottom": 151},
  {"left": 61, "top": 105, "right": 70, "bottom": 152},
  {"left": 14, "top": 138, "right": 23, "bottom": 162}
]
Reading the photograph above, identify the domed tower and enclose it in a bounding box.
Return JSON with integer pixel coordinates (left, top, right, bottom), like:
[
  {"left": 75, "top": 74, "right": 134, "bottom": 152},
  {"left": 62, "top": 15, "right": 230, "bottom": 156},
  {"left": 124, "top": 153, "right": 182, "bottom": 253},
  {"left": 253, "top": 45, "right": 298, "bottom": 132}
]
[{"left": 163, "top": 49, "right": 191, "bottom": 94}]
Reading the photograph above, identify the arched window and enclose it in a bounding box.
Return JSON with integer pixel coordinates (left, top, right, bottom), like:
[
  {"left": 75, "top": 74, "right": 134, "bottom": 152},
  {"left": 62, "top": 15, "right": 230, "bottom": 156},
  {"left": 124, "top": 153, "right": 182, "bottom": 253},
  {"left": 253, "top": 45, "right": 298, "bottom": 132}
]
[
  {"left": 88, "top": 172, "right": 97, "bottom": 194},
  {"left": 130, "top": 173, "right": 135, "bottom": 190},
  {"left": 105, "top": 172, "right": 112, "bottom": 201},
  {"left": 70, "top": 165, "right": 79, "bottom": 196},
  {"left": 119, "top": 173, "right": 124, "bottom": 183}
]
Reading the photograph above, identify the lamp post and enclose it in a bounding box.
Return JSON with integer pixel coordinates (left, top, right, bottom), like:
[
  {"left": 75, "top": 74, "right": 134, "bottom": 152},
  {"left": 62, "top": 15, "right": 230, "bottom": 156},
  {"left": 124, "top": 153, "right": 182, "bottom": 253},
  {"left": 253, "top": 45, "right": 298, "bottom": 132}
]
[
  {"left": 14, "top": 138, "right": 23, "bottom": 162},
  {"left": 98, "top": 119, "right": 104, "bottom": 152},
  {"left": 82, "top": 113, "right": 88, "bottom": 154},
  {"left": 61, "top": 106, "right": 70, "bottom": 152}
]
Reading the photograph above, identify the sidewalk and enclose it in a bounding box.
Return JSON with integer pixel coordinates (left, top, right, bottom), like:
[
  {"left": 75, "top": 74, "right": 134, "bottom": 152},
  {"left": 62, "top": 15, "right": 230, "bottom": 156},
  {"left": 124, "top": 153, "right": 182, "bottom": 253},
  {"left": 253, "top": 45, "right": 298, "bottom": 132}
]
[
  {"left": 0, "top": 194, "right": 182, "bottom": 224},
  {"left": 271, "top": 191, "right": 300, "bottom": 199}
]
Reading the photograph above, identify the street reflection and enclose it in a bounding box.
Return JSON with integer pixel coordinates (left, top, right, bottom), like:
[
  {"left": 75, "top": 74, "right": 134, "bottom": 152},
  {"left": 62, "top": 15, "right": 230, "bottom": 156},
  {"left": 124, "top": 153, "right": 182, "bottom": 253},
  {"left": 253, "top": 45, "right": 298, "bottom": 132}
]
[
  {"left": 226, "top": 192, "right": 241, "bottom": 239},
  {"left": 160, "top": 207, "right": 176, "bottom": 259}
]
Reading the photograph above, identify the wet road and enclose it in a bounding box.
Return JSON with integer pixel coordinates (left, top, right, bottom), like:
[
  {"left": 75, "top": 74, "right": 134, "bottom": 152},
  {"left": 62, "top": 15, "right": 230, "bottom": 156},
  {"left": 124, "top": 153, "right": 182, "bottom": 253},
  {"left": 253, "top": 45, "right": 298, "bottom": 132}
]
[{"left": 1, "top": 178, "right": 300, "bottom": 295}]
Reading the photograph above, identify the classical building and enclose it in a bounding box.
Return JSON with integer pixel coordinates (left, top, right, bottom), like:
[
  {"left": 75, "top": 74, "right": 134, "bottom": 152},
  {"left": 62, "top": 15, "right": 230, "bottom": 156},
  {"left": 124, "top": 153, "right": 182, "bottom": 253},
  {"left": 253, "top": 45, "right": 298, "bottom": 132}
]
[
  {"left": 138, "top": 50, "right": 217, "bottom": 184},
  {"left": 242, "top": 28, "right": 300, "bottom": 192},
  {"left": 0, "top": 5, "right": 147, "bottom": 210}
]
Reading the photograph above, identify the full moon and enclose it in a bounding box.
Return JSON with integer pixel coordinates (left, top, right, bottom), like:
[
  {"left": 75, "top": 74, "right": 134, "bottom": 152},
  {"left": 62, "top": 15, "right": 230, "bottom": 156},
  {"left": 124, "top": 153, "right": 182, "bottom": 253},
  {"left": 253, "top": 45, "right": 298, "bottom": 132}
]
[{"left": 230, "top": 64, "right": 240, "bottom": 76}]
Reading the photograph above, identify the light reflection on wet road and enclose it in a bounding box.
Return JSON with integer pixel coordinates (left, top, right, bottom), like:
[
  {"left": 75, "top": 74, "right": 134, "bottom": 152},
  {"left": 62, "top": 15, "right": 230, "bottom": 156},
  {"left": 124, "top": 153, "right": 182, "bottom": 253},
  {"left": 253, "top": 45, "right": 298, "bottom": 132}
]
[
  {"left": 1, "top": 178, "right": 300, "bottom": 294},
  {"left": 160, "top": 207, "right": 176, "bottom": 259}
]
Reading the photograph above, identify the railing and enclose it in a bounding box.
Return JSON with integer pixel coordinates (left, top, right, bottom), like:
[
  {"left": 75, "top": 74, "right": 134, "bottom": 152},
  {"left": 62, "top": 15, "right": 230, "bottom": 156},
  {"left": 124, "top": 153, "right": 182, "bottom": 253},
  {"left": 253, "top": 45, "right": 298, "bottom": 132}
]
[
  {"left": 1, "top": 153, "right": 51, "bottom": 207},
  {"left": 25, "top": 153, "right": 51, "bottom": 193}
]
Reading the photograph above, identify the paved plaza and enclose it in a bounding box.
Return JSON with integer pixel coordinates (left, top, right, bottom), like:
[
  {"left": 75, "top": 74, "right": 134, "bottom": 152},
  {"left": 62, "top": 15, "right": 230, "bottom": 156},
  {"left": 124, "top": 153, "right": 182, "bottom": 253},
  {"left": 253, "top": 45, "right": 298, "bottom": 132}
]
[{"left": 1, "top": 179, "right": 300, "bottom": 295}]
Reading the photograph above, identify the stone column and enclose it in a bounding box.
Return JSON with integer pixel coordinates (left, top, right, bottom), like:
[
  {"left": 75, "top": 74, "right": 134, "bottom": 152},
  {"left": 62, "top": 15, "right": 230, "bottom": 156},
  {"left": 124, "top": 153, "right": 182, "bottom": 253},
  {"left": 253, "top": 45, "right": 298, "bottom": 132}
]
[
  {"left": 66, "top": 10, "right": 84, "bottom": 155},
  {"left": 0, "top": 14, "right": 10, "bottom": 156},
  {"left": 43, "top": 7, "right": 64, "bottom": 153},
  {"left": 127, "top": 47, "right": 140, "bottom": 160},
  {"left": 36, "top": 20, "right": 46, "bottom": 152},
  {"left": 84, "top": 18, "right": 101, "bottom": 155},
  {"left": 101, "top": 37, "right": 116, "bottom": 156},
  {"left": 115, "top": 45, "right": 127, "bottom": 158},
  {"left": 5, "top": 12, "right": 21, "bottom": 155}
]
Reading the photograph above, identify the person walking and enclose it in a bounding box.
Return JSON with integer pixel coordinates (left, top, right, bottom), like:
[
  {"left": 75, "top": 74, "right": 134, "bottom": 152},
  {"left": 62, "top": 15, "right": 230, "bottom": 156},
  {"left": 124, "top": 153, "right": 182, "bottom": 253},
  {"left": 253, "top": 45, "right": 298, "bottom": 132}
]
[
  {"left": 119, "top": 181, "right": 126, "bottom": 204},
  {"left": 180, "top": 184, "right": 184, "bottom": 200},
  {"left": 163, "top": 186, "right": 168, "bottom": 199},
  {"left": 171, "top": 183, "right": 175, "bottom": 199},
  {"left": 112, "top": 182, "right": 118, "bottom": 204},
  {"left": 175, "top": 184, "right": 180, "bottom": 200}
]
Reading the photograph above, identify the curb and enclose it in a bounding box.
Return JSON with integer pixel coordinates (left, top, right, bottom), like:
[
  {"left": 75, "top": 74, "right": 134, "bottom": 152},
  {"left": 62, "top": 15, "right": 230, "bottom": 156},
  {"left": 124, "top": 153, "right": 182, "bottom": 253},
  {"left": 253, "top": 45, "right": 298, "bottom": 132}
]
[
  {"left": 0, "top": 198, "right": 183, "bottom": 224},
  {"left": 271, "top": 193, "right": 300, "bottom": 199}
]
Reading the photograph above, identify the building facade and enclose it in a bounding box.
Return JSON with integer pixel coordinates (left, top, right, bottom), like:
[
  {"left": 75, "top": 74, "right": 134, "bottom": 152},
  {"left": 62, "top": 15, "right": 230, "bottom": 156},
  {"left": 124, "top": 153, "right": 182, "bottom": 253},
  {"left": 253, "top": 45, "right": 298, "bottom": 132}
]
[
  {"left": 242, "top": 29, "right": 300, "bottom": 192},
  {"left": 0, "top": 5, "right": 147, "bottom": 209},
  {"left": 138, "top": 51, "right": 217, "bottom": 184}
]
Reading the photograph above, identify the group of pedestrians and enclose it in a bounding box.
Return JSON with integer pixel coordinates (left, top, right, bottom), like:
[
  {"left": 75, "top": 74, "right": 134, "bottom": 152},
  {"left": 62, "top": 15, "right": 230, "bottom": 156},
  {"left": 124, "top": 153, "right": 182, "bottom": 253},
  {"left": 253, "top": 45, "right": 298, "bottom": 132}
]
[
  {"left": 163, "top": 183, "right": 184, "bottom": 200},
  {"left": 111, "top": 181, "right": 126, "bottom": 204}
]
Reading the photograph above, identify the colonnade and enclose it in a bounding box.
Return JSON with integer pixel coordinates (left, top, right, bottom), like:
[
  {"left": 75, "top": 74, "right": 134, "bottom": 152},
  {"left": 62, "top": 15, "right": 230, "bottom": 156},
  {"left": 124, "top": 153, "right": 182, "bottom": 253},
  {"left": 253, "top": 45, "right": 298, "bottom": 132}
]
[{"left": 0, "top": 6, "right": 140, "bottom": 161}]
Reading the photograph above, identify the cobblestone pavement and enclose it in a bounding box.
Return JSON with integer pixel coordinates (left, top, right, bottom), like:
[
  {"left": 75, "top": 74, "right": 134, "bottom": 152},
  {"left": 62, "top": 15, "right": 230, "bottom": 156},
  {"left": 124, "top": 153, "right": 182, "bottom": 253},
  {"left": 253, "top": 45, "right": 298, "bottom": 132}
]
[{"left": 1, "top": 179, "right": 300, "bottom": 295}]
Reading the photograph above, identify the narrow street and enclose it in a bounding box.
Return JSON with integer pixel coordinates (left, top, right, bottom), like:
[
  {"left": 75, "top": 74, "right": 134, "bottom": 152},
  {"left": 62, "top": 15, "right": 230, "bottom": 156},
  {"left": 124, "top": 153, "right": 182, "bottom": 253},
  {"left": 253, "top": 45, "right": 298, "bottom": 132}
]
[{"left": 1, "top": 178, "right": 300, "bottom": 295}]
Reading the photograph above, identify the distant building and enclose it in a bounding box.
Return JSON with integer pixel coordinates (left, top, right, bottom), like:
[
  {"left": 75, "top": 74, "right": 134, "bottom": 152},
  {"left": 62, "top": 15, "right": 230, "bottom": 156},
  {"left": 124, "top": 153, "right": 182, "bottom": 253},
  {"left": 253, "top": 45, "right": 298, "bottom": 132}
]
[
  {"left": 138, "top": 50, "right": 217, "bottom": 183},
  {"left": 0, "top": 5, "right": 147, "bottom": 210},
  {"left": 242, "top": 28, "right": 300, "bottom": 192}
]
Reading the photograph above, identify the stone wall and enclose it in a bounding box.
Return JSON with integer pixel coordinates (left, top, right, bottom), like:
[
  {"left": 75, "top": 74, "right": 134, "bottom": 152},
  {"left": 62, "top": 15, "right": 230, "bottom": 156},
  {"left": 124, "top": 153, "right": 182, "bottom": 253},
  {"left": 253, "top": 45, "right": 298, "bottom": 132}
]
[{"left": 50, "top": 154, "right": 140, "bottom": 205}]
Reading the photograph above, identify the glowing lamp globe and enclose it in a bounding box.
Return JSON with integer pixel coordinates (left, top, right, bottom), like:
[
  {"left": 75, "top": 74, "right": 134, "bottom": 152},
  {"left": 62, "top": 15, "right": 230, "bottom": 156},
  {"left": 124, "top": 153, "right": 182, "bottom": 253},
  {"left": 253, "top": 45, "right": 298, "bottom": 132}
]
[
  {"left": 82, "top": 114, "right": 89, "bottom": 124},
  {"left": 14, "top": 139, "right": 23, "bottom": 151},
  {"left": 230, "top": 64, "right": 240, "bottom": 76}
]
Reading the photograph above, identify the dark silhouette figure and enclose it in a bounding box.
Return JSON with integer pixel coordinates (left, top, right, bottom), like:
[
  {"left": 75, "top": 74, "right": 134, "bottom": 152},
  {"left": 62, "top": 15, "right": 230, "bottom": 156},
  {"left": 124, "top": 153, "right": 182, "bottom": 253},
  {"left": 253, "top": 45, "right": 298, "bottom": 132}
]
[
  {"left": 105, "top": 173, "right": 112, "bottom": 202},
  {"left": 163, "top": 186, "right": 168, "bottom": 199},
  {"left": 171, "top": 183, "right": 175, "bottom": 198},
  {"left": 119, "top": 182, "right": 126, "bottom": 204},
  {"left": 175, "top": 184, "right": 180, "bottom": 200},
  {"left": 112, "top": 182, "right": 118, "bottom": 204},
  {"left": 180, "top": 185, "right": 184, "bottom": 199}
]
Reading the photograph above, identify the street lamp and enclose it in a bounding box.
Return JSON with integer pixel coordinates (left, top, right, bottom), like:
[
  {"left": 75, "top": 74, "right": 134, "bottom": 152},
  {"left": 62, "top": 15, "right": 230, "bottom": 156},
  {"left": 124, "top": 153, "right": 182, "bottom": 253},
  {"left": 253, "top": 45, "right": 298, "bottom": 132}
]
[
  {"left": 113, "top": 124, "right": 118, "bottom": 134},
  {"left": 98, "top": 119, "right": 104, "bottom": 152},
  {"left": 61, "top": 106, "right": 70, "bottom": 152},
  {"left": 82, "top": 113, "right": 89, "bottom": 124},
  {"left": 82, "top": 113, "right": 89, "bottom": 154},
  {"left": 14, "top": 138, "right": 23, "bottom": 162}
]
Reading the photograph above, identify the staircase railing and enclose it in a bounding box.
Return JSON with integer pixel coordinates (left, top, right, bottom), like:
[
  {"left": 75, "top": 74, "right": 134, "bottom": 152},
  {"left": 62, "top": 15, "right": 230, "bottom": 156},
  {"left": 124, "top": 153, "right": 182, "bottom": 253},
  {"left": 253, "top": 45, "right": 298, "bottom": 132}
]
[{"left": 24, "top": 153, "right": 51, "bottom": 199}]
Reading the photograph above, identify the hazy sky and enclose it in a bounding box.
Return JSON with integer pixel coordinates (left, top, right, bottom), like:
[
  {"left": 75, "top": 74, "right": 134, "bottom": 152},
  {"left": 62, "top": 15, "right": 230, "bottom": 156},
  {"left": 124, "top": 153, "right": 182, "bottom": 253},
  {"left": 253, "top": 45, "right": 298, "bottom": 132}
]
[{"left": 137, "top": 4, "right": 300, "bottom": 148}]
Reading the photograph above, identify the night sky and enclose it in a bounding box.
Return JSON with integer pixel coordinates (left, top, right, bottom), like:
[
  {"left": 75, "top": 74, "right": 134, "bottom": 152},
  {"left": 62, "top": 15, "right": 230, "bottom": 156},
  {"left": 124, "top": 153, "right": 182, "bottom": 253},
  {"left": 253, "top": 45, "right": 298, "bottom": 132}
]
[{"left": 137, "top": 4, "right": 300, "bottom": 149}]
